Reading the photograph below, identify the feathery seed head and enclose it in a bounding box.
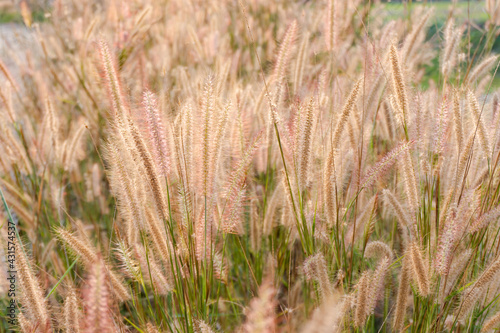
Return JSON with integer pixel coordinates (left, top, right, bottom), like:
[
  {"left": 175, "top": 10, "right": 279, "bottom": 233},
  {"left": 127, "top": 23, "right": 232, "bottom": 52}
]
[
  {"left": 17, "top": 242, "right": 51, "bottom": 331},
  {"left": 303, "top": 253, "right": 333, "bottom": 299},
  {"left": 63, "top": 287, "right": 81, "bottom": 333},
  {"left": 143, "top": 90, "right": 171, "bottom": 177},
  {"left": 389, "top": 45, "right": 409, "bottom": 127},
  {"left": 82, "top": 258, "right": 114, "bottom": 333},
  {"left": 393, "top": 253, "right": 411, "bottom": 331},
  {"left": 365, "top": 241, "right": 393, "bottom": 261},
  {"left": 332, "top": 78, "right": 362, "bottom": 149},
  {"left": 410, "top": 241, "right": 430, "bottom": 296},
  {"left": 354, "top": 271, "right": 370, "bottom": 327},
  {"left": 241, "top": 278, "right": 277, "bottom": 333},
  {"left": 98, "top": 39, "right": 129, "bottom": 123},
  {"left": 467, "top": 89, "right": 492, "bottom": 157},
  {"left": 273, "top": 20, "right": 297, "bottom": 82},
  {"left": 361, "top": 140, "right": 415, "bottom": 189}
]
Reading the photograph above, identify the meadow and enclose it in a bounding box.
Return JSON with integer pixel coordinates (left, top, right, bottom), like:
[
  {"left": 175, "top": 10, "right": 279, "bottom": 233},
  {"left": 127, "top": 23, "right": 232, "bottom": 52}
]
[{"left": 1, "top": 0, "right": 500, "bottom": 332}]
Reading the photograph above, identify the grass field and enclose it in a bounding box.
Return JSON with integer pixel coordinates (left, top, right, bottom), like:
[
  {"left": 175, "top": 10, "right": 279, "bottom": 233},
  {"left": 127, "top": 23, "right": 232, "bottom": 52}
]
[{"left": 1, "top": 0, "right": 500, "bottom": 332}]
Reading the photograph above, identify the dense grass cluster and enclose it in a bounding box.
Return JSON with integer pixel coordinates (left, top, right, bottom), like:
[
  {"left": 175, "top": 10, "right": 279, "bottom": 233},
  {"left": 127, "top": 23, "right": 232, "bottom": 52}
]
[{"left": 1, "top": 0, "right": 500, "bottom": 332}]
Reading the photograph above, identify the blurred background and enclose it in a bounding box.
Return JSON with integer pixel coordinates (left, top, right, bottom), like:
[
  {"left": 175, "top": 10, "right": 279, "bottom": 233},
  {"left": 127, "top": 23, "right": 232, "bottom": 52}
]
[{"left": 0, "top": 0, "right": 497, "bottom": 89}]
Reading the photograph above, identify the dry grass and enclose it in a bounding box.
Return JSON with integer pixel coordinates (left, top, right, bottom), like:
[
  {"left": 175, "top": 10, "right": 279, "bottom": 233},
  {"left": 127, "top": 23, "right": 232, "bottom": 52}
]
[{"left": 1, "top": 0, "right": 500, "bottom": 332}]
